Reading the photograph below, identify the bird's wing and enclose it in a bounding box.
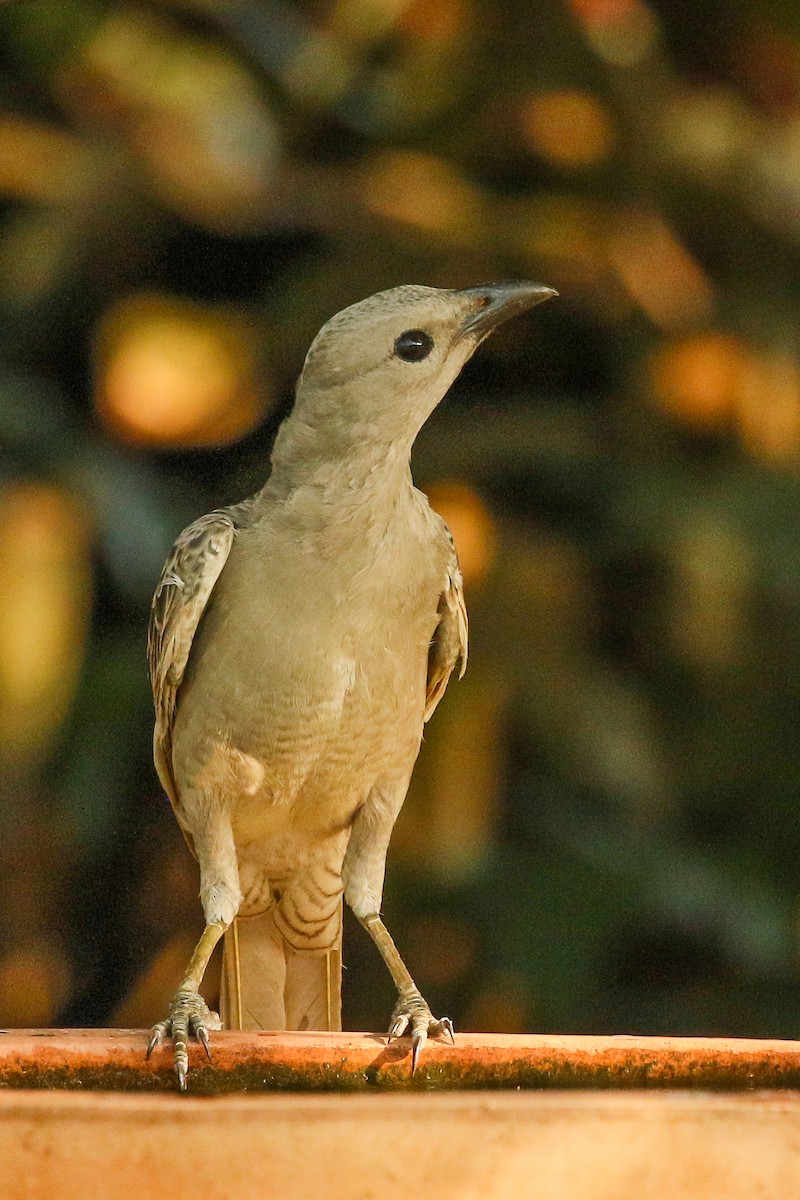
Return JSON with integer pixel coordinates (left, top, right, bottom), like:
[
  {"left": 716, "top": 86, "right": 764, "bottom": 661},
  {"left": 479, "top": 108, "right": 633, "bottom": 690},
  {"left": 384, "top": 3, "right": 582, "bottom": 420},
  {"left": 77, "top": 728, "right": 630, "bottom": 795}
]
[
  {"left": 148, "top": 508, "right": 237, "bottom": 807},
  {"left": 425, "top": 521, "right": 468, "bottom": 722}
]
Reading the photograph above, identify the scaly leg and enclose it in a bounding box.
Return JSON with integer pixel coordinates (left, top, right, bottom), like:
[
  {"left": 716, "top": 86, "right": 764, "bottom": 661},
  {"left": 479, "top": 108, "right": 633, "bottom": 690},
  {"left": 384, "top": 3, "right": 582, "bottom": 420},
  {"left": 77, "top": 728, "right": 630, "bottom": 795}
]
[
  {"left": 359, "top": 912, "right": 455, "bottom": 1072},
  {"left": 345, "top": 784, "right": 455, "bottom": 1071},
  {"left": 147, "top": 800, "right": 241, "bottom": 1089},
  {"left": 147, "top": 920, "right": 226, "bottom": 1089}
]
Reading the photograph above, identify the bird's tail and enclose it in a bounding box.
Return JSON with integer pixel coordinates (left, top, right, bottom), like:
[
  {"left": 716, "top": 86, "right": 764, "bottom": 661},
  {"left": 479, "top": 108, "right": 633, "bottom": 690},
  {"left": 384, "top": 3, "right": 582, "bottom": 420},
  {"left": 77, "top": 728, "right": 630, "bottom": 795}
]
[{"left": 220, "top": 904, "right": 343, "bottom": 1031}]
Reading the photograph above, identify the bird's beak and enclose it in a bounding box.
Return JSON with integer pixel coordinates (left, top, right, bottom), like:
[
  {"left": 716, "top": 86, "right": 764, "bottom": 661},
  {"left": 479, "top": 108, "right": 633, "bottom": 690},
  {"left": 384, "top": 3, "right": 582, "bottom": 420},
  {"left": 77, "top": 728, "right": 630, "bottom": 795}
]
[{"left": 456, "top": 281, "right": 558, "bottom": 341}]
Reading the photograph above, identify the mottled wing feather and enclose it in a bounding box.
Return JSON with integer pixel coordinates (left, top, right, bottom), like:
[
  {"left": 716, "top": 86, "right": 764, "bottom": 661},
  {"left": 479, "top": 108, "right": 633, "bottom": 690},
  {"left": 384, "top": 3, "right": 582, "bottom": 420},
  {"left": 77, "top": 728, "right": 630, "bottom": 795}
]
[
  {"left": 148, "top": 509, "right": 236, "bottom": 806},
  {"left": 425, "top": 521, "right": 468, "bottom": 722}
]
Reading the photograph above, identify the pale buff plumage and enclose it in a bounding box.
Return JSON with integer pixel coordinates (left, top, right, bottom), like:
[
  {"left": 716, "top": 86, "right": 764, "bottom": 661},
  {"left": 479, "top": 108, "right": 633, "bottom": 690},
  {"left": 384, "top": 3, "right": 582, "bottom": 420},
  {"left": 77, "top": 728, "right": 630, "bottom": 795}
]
[{"left": 146, "top": 282, "right": 555, "bottom": 1087}]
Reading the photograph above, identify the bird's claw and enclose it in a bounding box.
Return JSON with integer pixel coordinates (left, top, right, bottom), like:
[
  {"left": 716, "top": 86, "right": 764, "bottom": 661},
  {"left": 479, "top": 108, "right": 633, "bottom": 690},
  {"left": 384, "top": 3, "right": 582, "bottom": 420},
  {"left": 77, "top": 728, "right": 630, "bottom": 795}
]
[
  {"left": 197, "top": 1021, "right": 212, "bottom": 1060},
  {"left": 146, "top": 1024, "right": 165, "bottom": 1059},
  {"left": 439, "top": 1015, "right": 456, "bottom": 1044},
  {"left": 387, "top": 989, "right": 455, "bottom": 1072},
  {"left": 146, "top": 988, "right": 222, "bottom": 1089}
]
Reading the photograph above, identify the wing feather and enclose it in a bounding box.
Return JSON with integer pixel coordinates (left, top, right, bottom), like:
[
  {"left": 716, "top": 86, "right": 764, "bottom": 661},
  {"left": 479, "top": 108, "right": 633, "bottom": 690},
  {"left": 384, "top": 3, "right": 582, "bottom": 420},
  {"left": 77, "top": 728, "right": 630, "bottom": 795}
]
[
  {"left": 148, "top": 509, "right": 236, "bottom": 806},
  {"left": 425, "top": 521, "right": 468, "bottom": 722}
]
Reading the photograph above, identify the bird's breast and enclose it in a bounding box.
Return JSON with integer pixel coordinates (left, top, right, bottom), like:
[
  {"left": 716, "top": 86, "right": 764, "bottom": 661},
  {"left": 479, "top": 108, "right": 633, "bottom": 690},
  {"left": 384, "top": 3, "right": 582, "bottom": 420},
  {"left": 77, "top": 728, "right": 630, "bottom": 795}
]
[{"left": 172, "top": 499, "right": 446, "bottom": 837}]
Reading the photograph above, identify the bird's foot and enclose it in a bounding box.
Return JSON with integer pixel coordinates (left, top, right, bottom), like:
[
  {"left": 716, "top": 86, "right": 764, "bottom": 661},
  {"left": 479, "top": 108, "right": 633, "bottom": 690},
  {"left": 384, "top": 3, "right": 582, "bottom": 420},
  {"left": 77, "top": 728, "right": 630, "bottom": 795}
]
[
  {"left": 146, "top": 988, "right": 222, "bottom": 1090},
  {"left": 387, "top": 988, "right": 455, "bottom": 1073}
]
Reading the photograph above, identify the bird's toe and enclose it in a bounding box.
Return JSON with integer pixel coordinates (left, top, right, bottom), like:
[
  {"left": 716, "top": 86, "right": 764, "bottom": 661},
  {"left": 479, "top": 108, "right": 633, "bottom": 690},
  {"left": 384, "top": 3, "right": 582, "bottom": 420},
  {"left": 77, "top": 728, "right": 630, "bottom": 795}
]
[
  {"left": 146, "top": 989, "right": 221, "bottom": 1089},
  {"left": 387, "top": 988, "right": 455, "bottom": 1072}
]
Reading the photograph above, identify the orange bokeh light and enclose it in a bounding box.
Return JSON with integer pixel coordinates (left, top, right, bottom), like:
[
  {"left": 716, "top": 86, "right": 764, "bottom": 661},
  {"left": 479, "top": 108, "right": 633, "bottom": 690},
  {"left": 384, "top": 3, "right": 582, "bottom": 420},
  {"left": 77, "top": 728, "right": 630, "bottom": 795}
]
[
  {"left": 0, "top": 483, "right": 91, "bottom": 766},
  {"left": 425, "top": 480, "right": 497, "bottom": 586},
  {"left": 520, "top": 90, "right": 616, "bottom": 169},
  {"left": 737, "top": 350, "right": 800, "bottom": 466},
  {"left": 94, "top": 294, "right": 266, "bottom": 449},
  {"left": 650, "top": 333, "right": 753, "bottom": 430},
  {"left": 652, "top": 334, "right": 800, "bottom": 466},
  {"left": 360, "top": 151, "right": 484, "bottom": 242},
  {"left": 607, "top": 210, "right": 714, "bottom": 329}
]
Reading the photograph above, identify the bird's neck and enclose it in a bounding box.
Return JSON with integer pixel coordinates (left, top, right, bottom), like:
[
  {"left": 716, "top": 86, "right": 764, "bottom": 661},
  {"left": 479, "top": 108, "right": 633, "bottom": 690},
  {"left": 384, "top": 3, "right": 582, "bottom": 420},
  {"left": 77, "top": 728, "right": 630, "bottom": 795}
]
[{"left": 262, "top": 406, "right": 416, "bottom": 503}]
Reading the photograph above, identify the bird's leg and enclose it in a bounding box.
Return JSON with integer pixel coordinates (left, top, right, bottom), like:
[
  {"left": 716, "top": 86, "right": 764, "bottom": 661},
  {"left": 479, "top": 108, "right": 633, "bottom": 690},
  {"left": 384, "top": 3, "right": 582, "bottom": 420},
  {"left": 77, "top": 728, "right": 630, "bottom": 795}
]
[
  {"left": 147, "top": 920, "right": 226, "bottom": 1089},
  {"left": 147, "top": 791, "right": 241, "bottom": 1088},
  {"left": 344, "top": 785, "right": 454, "bottom": 1071},
  {"left": 359, "top": 913, "right": 455, "bottom": 1072}
]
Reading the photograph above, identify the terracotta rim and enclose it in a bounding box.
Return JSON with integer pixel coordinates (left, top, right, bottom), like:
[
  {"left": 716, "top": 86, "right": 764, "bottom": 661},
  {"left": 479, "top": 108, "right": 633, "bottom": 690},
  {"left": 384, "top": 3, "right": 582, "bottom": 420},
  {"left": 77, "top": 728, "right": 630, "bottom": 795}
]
[{"left": 2, "top": 1028, "right": 800, "bottom": 1093}]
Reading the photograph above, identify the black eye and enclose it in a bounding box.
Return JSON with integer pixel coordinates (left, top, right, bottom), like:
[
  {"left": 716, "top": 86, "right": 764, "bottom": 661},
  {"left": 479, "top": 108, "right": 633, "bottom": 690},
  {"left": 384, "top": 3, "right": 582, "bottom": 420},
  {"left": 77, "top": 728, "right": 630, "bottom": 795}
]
[{"left": 394, "top": 329, "right": 434, "bottom": 362}]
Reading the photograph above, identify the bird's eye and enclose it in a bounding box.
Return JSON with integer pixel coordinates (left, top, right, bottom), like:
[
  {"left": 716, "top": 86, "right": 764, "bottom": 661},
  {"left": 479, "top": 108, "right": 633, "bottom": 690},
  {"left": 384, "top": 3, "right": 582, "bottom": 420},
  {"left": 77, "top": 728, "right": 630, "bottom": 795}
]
[{"left": 394, "top": 329, "right": 434, "bottom": 362}]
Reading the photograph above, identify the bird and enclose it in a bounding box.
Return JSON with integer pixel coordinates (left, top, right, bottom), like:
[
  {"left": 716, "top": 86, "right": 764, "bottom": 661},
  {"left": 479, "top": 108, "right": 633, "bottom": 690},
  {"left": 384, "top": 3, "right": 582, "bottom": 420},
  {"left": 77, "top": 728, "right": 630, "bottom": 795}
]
[{"left": 146, "top": 280, "right": 556, "bottom": 1088}]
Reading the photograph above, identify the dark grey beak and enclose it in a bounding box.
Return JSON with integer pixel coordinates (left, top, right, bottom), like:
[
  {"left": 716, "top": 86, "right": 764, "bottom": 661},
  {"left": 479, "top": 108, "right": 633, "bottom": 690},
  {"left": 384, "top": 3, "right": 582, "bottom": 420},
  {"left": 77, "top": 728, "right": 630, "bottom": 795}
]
[{"left": 457, "top": 281, "right": 558, "bottom": 340}]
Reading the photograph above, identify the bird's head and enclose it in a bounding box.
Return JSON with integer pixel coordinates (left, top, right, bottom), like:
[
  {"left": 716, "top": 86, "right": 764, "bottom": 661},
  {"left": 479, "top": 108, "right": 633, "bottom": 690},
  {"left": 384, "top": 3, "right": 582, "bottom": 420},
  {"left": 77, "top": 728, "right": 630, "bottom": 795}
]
[{"left": 291, "top": 282, "right": 557, "bottom": 452}]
